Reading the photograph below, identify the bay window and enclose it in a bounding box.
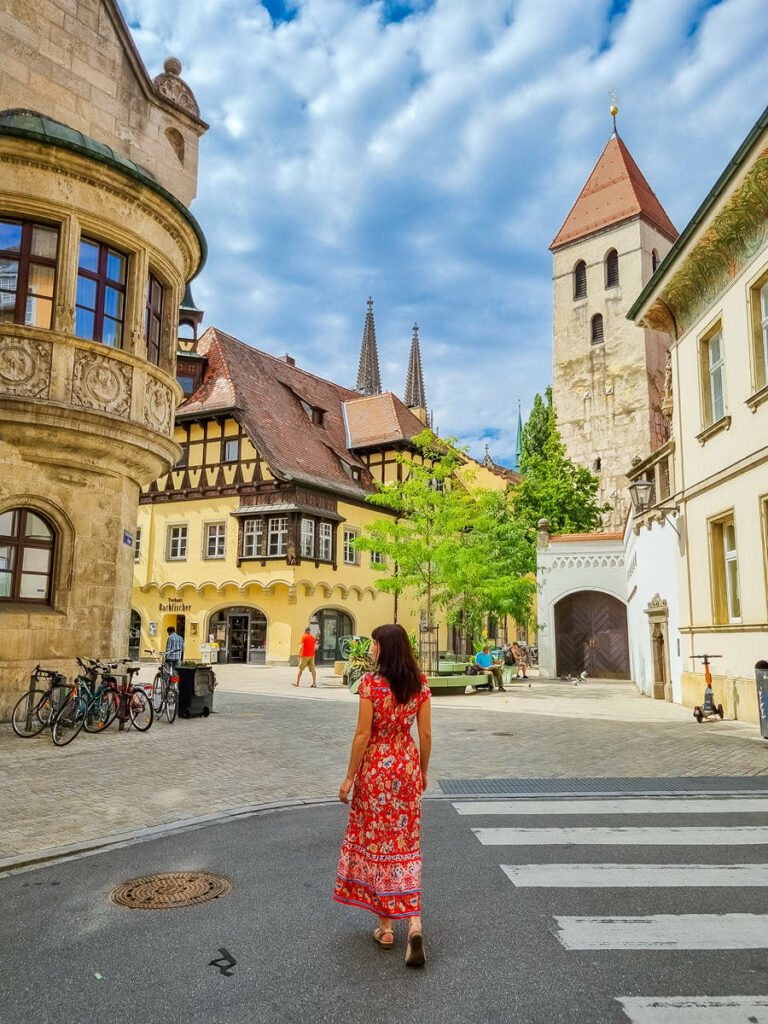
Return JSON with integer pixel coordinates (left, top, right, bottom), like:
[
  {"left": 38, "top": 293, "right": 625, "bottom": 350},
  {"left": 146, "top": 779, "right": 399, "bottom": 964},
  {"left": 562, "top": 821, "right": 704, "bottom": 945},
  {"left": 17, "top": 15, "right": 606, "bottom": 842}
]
[
  {"left": 242, "top": 519, "right": 264, "bottom": 558},
  {"left": 268, "top": 517, "right": 287, "bottom": 556},
  {"left": 145, "top": 273, "right": 164, "bottom": 365},
  {"left": 301, "top": 518, "right": 315, "bottom": 558},
  {"left": 0, "top": 218, "right": 58, "bottom": 329},
  {"left": 319, "top": 522, "right": 332, "bottom": 561},
  {"left": 75, "top": 238, "right": 126, "bottom": 347}
]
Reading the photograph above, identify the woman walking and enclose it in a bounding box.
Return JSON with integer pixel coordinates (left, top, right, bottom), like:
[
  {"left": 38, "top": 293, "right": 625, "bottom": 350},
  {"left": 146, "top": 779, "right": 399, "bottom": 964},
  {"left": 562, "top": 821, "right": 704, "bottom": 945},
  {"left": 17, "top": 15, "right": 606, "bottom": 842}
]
[{"left": 334, "top": 623, "right": 432, "bottom": 967}]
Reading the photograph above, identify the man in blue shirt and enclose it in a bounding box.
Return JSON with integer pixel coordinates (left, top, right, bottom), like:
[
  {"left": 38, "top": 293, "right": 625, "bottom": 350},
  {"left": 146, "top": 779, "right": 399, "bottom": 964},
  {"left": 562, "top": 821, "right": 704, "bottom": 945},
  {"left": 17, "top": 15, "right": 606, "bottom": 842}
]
[
  {"left": 475, "top": 644, "right": 505, "bottom": 691},
  {"left": 165, "top": 626, "right": 184, "bottom": 668}
]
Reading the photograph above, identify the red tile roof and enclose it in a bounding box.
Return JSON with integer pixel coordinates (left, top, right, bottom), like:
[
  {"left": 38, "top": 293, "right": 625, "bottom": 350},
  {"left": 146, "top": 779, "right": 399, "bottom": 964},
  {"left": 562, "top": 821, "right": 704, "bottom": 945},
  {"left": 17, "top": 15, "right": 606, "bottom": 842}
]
[
  {"left": 343, "top": 392, "right": 426, "bottom": 449},
  {"left": 550, "top": 136, "right": 677, "bottom": 250},
  {"left": 549, "top": 531, "right": 624, "bottom": 543},
  {"left": 178, "top": 328, "right": 422, "bottom": 498}
]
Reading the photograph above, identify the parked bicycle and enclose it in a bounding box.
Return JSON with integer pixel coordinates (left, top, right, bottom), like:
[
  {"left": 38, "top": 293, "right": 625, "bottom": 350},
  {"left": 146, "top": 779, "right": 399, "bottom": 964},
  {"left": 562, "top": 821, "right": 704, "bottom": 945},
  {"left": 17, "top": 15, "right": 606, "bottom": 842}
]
[
  {"left": 51, "top": 657, "right": 152, "bottom": 746},
  {"left": 11, "top": 666, "right": 69, "bottom": 738},
  {"left": 146, "top": 649, "right": 179, "bottom": 724}
]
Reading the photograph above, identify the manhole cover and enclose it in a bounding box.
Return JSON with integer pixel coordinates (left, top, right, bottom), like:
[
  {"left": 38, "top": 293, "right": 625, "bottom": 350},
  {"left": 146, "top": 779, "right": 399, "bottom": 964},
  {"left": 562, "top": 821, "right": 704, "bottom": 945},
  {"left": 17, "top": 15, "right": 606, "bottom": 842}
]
[{"left": 110, "top": 872, "right": 232, "bottom": 910}]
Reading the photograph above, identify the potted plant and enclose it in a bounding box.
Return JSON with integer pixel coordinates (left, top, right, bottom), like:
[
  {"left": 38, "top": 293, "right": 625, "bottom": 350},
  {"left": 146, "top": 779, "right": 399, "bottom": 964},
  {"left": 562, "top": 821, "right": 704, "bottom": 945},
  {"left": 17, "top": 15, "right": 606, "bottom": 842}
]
[{"left": 343, "top": 636, "right": 374, "bottom": 693}]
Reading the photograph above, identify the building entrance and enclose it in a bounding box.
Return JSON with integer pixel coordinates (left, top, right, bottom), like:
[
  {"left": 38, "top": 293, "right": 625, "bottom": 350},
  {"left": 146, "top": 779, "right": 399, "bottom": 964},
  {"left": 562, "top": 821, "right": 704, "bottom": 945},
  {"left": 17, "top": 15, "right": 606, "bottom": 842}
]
[
  {"left": 310, "top": 609, "right": 354, "bottom": 665},
  {"left": 128, "top": 610, "right": 141, "bottom": 661},
  {"left": 554, "top": 590, "right": 630, "bottom": 679},
  {"left": 209, "top": 607, "right": 268, "bottom": 664}
]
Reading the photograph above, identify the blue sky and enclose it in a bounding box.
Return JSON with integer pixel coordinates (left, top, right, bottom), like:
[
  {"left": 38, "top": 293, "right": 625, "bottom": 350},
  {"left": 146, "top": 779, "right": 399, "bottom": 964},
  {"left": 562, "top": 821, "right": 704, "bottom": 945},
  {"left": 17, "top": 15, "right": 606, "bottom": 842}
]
[{"left": 123, "top": 0, "right": 768, "bottom": 464}]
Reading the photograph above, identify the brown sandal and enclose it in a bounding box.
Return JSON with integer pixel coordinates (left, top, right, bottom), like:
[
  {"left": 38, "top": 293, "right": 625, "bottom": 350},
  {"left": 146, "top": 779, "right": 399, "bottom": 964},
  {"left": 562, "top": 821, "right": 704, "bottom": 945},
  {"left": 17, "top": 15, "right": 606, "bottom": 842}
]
[
  {"left": 405, "top": 930, "right": 425, "bottom": 966},
  {"left": 373, "top": 928, "right": 394, "bottom": 948}
]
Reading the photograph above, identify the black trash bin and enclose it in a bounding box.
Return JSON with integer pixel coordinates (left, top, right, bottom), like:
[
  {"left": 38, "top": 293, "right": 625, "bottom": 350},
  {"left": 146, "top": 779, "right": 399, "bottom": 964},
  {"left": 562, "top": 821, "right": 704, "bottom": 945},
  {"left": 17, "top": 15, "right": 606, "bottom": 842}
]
[
  {"left": 756, "top": 661, "right": 768, "bottom": 740},
  {"left": 177, "top": 664, "right": 216, "bottom": 719}
]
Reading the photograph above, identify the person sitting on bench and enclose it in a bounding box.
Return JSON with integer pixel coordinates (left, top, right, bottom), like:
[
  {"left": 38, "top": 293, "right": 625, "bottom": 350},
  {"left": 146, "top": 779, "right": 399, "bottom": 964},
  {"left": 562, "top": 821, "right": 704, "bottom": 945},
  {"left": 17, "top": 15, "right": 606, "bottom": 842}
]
[{"left": 475, "top": 645, "right": 505, "bottom": 692}]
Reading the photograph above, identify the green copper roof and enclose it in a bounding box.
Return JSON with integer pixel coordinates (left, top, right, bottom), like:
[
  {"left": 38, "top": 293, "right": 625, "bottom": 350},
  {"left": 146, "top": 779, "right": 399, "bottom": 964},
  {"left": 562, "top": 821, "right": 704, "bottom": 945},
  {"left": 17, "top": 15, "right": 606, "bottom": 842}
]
[{"left": 0, "top": 109, "right": 207, "bottom": 278}]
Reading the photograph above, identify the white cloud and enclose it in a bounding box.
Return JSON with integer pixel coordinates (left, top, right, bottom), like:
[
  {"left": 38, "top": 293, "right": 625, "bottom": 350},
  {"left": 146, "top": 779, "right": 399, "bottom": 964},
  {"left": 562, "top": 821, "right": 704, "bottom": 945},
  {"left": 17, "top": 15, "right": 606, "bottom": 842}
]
[{"left": 122, "top": 0, "right": 768, "bottom": 463}]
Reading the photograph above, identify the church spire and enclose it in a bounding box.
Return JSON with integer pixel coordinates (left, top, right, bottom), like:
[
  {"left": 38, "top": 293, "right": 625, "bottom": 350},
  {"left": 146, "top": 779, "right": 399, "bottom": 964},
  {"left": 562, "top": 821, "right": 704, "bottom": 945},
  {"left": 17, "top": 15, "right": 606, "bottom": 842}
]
[
  {"left": 356, "top": 296, "right": 382, "bottom": 395},
  {"left": 404, "top": 322, "right": 426, "bottom": 410},
  {"left": 511, "top": 400, "right": 523, "bottom": 473}
]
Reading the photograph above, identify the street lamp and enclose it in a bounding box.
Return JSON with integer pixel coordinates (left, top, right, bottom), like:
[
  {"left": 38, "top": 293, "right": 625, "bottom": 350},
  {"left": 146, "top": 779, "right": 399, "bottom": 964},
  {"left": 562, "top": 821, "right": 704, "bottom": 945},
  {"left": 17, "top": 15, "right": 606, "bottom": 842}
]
[{"left": 628, "top": 476, "right": 654, "bottom": 513}]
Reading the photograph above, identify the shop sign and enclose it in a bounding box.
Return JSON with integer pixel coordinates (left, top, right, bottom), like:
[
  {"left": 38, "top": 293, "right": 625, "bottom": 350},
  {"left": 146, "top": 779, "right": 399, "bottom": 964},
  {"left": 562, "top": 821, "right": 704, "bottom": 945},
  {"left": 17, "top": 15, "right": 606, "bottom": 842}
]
[
  {"left": 148, "top": 622, "right": 158, "bottom": 637},
  {"left": 159, "top": 599, "right": 192, "bottom": 612}
]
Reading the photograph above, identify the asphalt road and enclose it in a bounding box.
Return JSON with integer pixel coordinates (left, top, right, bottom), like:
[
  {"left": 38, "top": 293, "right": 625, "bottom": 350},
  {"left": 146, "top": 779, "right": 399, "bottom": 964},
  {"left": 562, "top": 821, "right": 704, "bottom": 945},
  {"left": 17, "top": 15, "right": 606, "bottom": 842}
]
[{"left": 3, "top": 788, "right": 768, "bottom": 1024}]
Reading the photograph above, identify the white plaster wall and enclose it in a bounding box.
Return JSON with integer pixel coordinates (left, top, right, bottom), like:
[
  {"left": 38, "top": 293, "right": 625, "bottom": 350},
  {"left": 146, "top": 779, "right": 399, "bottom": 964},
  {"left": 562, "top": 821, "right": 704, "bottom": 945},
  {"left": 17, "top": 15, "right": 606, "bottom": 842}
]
[
  {"left": 537, "top": 538, "right": 626, "bottom": 678},
  {"left": 625, "top": 512, "right": 683, "bottom": 702}
]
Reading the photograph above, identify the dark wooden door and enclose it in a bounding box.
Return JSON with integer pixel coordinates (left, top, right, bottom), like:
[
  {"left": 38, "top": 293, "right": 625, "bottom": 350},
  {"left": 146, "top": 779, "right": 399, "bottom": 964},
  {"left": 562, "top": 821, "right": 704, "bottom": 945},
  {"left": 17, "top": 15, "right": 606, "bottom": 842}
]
[
  {"left": 228, "top": 615, "right": 249, "bottom": 663},
  {"left": 555, "top": 591, "right": 630, "bottom": 679}
]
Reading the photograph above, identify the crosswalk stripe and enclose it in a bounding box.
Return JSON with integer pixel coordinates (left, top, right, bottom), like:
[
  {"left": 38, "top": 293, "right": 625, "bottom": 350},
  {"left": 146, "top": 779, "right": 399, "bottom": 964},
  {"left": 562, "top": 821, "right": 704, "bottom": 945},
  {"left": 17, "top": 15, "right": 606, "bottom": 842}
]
[
  {"left": 554, "top": 913, "right": 768, "bottom": 950},
  {"left": 501, "top": 863, "right": 768, "bottom": 887},
  {"left": 453, "top": 798, "right": 768, "bottom": 816},
  {"left": 473, "top": 826, "right": 768, "bottom": 846},
  {"left": 616, "top": 995, "right": 768, "bottom": 1023}
]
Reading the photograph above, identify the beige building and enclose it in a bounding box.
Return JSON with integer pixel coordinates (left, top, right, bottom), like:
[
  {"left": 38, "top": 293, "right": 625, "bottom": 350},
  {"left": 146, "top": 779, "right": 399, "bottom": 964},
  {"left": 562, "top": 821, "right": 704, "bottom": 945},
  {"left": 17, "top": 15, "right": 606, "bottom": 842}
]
[
  {"left": 550, "top": 131, "right": 678, "bottom": 528},
  {"left": 629, "top": 103, "right": 768, "bottom": 722},
  {"left": 0, "top": 0, "right": 207, "bottom": 716}
]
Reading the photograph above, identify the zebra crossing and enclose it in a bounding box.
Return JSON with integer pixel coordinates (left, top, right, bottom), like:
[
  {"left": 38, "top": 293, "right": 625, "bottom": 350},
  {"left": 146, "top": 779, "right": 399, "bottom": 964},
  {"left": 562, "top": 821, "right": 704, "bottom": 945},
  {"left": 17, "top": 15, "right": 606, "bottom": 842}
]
[{"left": 452, "top": 792, "right": 768, "bottom": 1023}]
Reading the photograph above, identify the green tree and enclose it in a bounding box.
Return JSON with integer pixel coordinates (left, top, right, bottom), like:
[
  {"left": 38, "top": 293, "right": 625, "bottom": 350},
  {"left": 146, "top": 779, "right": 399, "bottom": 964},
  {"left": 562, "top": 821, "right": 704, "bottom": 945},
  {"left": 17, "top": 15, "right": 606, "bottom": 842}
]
[
  {"left": 438, "top": 489, "right": 536, "bottom": 641},
  {"left": 354, "top": 431, "right": 471, "bottom": 673},
  {"left": 513, "top": 390, "right": 609, "bottom": 535}
]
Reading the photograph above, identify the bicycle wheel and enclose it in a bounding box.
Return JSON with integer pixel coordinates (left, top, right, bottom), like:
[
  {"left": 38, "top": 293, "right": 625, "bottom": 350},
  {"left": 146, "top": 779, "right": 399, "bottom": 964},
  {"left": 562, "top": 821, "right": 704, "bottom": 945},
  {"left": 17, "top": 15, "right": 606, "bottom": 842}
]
[
  {"left": 83, "top": 691, "right": 118, "bottom": 733},
  {"left": 150, "top": 672, "right": 164, "bottom": 713},
  {"left": 128, "top": 687, "right": 154, "bottom": 731},
  {"left": 11, "top": 689, "right": 52, "bottom": 738},
  {"left": 165, "top": 682, "right": 178, "bottom": 724},
  {"left": 51, "top": 693, "right": 85, "bottom": 746}
]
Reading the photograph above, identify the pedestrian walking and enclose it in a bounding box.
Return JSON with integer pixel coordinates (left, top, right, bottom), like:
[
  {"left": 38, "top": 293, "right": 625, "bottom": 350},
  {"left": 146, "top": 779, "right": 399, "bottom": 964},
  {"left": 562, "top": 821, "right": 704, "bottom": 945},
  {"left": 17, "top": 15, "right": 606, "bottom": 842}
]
[
  {"left": 165, "top": 626, "right": 184, "bottom": 669},
  {"left": 335, "top": 623, "right": 432, "bottom": 967},
  {"left": 293, "top": 626, "right": 317, "bottom": 687}
]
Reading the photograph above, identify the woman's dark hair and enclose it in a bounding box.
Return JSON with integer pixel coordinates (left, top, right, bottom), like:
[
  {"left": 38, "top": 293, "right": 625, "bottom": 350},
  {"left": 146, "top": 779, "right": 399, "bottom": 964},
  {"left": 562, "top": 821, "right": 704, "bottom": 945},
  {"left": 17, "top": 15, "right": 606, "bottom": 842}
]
[{"left": 371, "top": 624, "right": 422, "bottom": 705}]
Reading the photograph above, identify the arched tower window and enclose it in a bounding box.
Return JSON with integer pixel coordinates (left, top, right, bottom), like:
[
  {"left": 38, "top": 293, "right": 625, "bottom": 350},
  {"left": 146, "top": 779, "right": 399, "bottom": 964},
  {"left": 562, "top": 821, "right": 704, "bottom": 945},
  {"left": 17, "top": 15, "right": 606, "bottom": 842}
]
[
  {"left": 605, "top": 249, "right": 619, "bottom": 288},
  {"left": 651, "top": 249, "right": 660, "bottom": 273},
  {"left": 573, "top": 260, "right": 587, "bottom": 299},
  {"left": 0, "top": 508, "right": 55, "bottom": 603},
  {"left": 591, "top": 313, "right": 604, "bottom": 345}
]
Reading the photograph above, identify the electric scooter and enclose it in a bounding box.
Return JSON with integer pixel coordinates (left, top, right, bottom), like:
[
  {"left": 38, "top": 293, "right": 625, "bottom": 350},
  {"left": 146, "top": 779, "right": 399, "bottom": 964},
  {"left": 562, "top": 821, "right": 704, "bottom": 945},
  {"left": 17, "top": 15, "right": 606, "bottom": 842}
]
[{"left": 692, "top": 653, "right": 724, "bottom": 723}]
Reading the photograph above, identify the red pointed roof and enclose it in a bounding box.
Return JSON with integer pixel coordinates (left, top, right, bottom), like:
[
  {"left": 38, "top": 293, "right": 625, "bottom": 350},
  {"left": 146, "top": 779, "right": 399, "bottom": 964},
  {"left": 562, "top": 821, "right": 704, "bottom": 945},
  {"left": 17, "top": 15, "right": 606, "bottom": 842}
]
[{"left": 550, "top": 135, "right": 677, "bottom": 250}]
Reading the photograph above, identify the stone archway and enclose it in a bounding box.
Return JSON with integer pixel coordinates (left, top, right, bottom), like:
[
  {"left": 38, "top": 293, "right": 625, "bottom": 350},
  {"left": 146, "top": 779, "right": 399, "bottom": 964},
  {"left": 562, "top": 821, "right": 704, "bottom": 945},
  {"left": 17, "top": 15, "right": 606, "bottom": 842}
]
[{"left": 555, "top": 590, "right": 630, "bottom": 679}]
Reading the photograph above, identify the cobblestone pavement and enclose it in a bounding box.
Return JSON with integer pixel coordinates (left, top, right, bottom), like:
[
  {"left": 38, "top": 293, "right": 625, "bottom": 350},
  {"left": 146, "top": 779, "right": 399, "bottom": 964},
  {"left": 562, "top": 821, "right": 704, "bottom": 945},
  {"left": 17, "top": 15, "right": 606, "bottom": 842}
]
[{"left": 1, "top": 664, "right": 766, "bottom": 865}]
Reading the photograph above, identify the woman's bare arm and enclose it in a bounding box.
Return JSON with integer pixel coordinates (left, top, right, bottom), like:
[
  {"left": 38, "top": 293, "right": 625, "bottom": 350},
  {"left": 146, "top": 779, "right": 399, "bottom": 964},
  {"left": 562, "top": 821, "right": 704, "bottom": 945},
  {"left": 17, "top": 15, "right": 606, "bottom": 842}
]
[
  {"left": 416, "top": 698, "right": 432, "bottom": 789},
  {"left": 339, "top": 697, "right": 373, "bottom": 803}
]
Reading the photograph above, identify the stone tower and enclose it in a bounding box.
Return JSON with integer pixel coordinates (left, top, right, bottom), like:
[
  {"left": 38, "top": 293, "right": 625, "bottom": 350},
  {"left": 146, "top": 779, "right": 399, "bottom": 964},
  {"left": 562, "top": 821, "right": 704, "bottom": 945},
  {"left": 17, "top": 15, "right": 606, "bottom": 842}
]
[
  {"left": 550, "top": 126, "right": 677, "bottom": 529},
  {"left": 0, "top": 0, "right": 207, "bottom": 715},
  {"left": 355, "top": 296, "right": 382, "bottom": 395}
]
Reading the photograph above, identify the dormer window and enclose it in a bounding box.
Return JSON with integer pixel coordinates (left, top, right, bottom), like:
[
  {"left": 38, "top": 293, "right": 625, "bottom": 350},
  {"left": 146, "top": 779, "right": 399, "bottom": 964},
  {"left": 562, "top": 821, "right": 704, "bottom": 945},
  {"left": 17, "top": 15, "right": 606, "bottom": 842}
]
[{"left": 299, "top": 397, "right": 325, "bottom": 426}]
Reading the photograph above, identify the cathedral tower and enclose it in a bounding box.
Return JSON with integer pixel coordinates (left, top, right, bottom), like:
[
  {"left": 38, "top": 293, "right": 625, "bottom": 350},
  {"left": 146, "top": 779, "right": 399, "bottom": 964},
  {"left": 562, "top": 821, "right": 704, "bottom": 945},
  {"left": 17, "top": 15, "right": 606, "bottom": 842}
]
[
  {"left": 355, "top": 297, "right": 382, "bottom": 395},
  {"left": 550, "top": 119, "right": 677, "bottom": 528}
]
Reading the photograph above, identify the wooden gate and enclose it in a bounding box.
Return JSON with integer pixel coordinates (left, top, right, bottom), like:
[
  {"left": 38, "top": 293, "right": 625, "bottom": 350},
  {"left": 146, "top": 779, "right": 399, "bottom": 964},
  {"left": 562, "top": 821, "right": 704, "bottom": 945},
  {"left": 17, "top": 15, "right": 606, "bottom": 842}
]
[{"left": 554, "top": 590, "right": 630, "bottom": 679}]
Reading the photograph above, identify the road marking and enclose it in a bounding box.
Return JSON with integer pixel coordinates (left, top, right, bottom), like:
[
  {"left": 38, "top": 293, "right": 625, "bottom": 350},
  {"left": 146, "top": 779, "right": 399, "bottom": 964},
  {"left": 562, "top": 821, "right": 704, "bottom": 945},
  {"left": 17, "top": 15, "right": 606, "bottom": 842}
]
[
  {"left": 501, "top": 863, "right": 768, "bottom": 887},
  {"left": 616, "top": 995, "right": 768, "bottom": 1023},
  {"left": 453, "top": 798, "right": 768, "bottom": 816},
  {"left": 554, "top": 913, "right": 768, "bottom": 950},
  {"left": 472, "top": 826, "right": 768, "bottom": 845}
]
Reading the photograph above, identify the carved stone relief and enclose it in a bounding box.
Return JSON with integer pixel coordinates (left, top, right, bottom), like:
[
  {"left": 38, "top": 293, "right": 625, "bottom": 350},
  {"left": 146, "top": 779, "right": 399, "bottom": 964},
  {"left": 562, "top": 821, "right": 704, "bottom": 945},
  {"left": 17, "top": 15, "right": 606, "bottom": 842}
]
[
  {"left": 0, "top": 335, "right": 53, "bottom": 398},
  {"left": 153, "top": 58, "right": 201, "bottom": 119},
  {"left": 144, "top": 376, "right": 174, "bottom": 436},
  {"left": 71, "top": 350, "right": 132, "bottom": 417}
]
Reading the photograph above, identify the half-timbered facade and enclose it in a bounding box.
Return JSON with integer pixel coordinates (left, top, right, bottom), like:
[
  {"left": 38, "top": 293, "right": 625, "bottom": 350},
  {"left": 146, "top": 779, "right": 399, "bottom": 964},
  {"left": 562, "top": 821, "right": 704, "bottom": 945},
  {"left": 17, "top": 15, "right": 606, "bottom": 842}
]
[{"left": 132, "top": 327, "right": 436, "bottom": 665}]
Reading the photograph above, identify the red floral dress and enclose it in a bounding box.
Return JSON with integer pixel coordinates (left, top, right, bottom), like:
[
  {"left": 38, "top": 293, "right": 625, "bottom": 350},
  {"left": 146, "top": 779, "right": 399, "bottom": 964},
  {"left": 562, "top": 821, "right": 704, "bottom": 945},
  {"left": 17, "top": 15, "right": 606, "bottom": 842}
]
[{"left": 334, "top": 672, "right": 431, "bottom": 919}]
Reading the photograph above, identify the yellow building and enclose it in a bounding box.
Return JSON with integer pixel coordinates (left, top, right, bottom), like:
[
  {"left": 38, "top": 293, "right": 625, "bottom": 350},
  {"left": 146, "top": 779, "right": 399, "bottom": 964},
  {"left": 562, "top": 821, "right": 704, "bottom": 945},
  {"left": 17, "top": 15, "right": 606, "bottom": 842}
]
[
  {"left": 131, "top": 313, "right": 519, "bottom": 667},
  {"left": 0, "top": 0, "right": 206, "bottom": 715},
  {"left": 629, "top": 102, "right": 768, "bottom": 721}
]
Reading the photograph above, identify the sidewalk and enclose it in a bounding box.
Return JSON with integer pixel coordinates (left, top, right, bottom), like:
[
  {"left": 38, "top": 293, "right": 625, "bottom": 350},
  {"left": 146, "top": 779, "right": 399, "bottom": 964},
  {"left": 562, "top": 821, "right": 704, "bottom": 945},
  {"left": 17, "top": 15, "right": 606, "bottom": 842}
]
[{"left": 1, "top": 664, "right": 766, "bottom": 869}]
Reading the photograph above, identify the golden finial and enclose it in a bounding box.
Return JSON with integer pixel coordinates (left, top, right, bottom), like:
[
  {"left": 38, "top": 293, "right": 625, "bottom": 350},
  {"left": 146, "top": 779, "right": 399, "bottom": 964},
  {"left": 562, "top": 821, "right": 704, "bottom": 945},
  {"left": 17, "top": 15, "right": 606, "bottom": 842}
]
[{"left": 609, "top": 90, "right": 619, "bottom": 135}]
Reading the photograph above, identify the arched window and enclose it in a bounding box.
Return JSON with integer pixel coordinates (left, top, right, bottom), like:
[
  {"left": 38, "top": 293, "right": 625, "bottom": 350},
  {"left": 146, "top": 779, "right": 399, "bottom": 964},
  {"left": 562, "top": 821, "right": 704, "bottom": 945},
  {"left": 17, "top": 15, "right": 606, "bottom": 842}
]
[
  {"left": 591, "top": 313, "right": 604, "bottom": 345},
  {"left": 605, "top": 249, "right": 619, "bottom": 288},
  {"left": 651, "top": 249, "right": 660, "bottom": 273},
  {"left": 573, "top": 260, "right": 587, "bottom": 299},
  {"left": 0, "top": 508, "right": 55, "bottom": 603}
]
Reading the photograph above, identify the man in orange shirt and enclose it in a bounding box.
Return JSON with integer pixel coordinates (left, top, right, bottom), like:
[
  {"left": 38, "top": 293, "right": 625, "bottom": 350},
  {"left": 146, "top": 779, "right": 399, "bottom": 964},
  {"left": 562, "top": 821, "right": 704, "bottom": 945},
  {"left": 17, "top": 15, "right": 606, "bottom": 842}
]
[{"left": 293, "top": 626, "right": 318, "bottom": 687}]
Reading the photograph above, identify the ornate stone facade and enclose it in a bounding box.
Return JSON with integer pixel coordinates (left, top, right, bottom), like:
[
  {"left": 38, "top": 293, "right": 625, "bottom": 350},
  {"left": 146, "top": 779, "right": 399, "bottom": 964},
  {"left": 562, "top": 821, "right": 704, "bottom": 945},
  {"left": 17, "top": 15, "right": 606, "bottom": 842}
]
[{"left": 0, "top": 0, "right": 206, "bottom": 719}]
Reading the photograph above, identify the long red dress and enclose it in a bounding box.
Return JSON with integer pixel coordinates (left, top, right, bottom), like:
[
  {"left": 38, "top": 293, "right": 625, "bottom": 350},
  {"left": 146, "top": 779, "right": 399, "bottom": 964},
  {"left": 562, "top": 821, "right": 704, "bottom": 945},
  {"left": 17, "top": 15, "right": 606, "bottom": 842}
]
[{"left": 334, "top": 671, "right": 431, "bottom": 919}]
